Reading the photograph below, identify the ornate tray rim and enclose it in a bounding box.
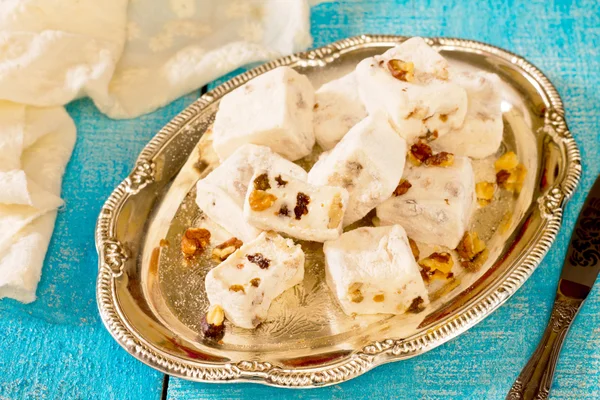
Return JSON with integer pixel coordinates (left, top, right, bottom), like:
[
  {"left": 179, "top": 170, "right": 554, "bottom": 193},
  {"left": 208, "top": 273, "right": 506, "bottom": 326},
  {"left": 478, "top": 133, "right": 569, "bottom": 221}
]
[{"left": 95, "top": 35, "right": 582, "bottom": 387}]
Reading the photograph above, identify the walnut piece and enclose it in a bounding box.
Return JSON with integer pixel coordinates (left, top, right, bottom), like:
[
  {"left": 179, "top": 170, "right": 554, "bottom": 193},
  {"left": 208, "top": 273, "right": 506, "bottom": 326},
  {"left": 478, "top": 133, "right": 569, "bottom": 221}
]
[
  {"left": 456, "top": 231, "right": 488, "bottom": 270},
  {"left": 393, "top": 179, "right": 412, "bottom": 196},
  {"left": 495, "top": 151, "right": 519, "bottom": 172},
  {"left": 181, "top": 228, "right": 211, "bottom": 257},
  {"left": 419, "top": 252, "right": 454, "bottom": 274},
  {"left": 294, "top": 192, "right": 310, "bottom": 220},
  {"left": 387, "top": 59, "right": 415, "bottom": 82},
  {"left": 409, "top": 142, "right": 433, "bottom": 165},
  {"left": 496, "top": 170, "right": 511, "bottom": 185},
  {"left": 327, "top": 193, "right": 344, "bottom": 229},
  {"left": 424, "top": 151, "right": 454, "bottom": 167},
  {"left": 407, "top": 296, "right": 425, "bottom": 313},
  {"left": 212, "top": 237, "right": 243, "bottom": 262},
  {"left": 409, "top": 142, "right": 454, "bottom": 167},
  {"left": 408, "top": 237, "right": 420, "bottom": 260},
  {"left": 476, "top": 181, "right": 495, "bottom": 206},
  {"left": 494, "top": 151, "right": 527, "bottom": 193},
  {"left": 348, "top": 282, "right": 364, "bottom": 303},
  {"left": 248, "top": 190, "right": 277, "bottom": 211},
  {"left": 503, "top": 164, "right": 527, "bottom": 193}
]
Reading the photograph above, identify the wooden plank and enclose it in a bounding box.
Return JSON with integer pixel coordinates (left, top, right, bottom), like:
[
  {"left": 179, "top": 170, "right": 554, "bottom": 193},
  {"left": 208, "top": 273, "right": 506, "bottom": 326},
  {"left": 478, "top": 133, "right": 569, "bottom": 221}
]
[
  {"left": 168, "top": 0, "right": 600, "bottom": 398},
  {"left": 0, "top": 92, "right": 201, "bottom": 399}
]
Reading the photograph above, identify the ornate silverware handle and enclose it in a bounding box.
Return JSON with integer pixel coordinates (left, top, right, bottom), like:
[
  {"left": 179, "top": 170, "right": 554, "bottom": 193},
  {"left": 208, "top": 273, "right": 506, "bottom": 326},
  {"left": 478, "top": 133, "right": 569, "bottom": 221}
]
[{"left": 506, "top": 294, "right": 582, "bottom": 400}]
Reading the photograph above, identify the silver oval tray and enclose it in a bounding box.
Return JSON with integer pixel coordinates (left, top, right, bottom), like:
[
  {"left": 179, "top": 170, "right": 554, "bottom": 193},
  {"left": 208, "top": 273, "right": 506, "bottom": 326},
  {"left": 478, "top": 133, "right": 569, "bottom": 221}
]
[{"left": 96, "top": 35, "right": 581, "bottom": 387}]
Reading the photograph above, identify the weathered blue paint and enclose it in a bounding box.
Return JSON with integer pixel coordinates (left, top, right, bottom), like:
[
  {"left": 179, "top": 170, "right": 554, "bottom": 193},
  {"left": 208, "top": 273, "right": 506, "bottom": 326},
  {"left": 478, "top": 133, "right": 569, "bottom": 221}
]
[
  {"left": 0, "top": 92, "right": 201, "bottom": 399},
  {"left": 1, "top": 0, "right": 598, "bottom": 399}
]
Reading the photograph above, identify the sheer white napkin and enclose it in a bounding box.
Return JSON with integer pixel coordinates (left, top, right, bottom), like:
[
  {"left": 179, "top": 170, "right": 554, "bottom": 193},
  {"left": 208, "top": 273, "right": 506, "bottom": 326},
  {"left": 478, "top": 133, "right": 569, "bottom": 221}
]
[{"left": 0, "top": 0, "right": 318, "bottom": 302}]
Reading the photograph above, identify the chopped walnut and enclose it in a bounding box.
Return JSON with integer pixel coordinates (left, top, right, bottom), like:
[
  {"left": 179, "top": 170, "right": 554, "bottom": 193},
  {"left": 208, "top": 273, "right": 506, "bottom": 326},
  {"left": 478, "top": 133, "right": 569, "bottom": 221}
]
[
  {"left": 409, "top": 142, "right": 454, "bottom": 167},
  {"left": 248, "top": 190, "right": 277, "bottom": 211},
  {"left": 408, "top": 238, "right": 420, "bottom": 260},
  {"left": 407, "top": 296, "right": 425, "bottom": 313},
  {"left": 250, "top": 278, "right": 261, "bottom": 287},
  {"left": 294, "top": 192, "right": 310, "bottom": 220},
  {"left": 439, "top": 114, "right": 448, "bottom": 122},
  {"left": 211, "top": 237, "right": 243, "bottom": 262},
  {"left": 313, "top": 103, "right": 319, "bottom": 110},
  {"left": 348, "top": 282, "right": 364, "bottom": 303},
  {"left": 495, "top": 151, "right": 519, "bottom": 172},
  {"left": 274, "top": 175, "right": 288, "bottom": 187},
  {"left": 246, "top": 253, "right": 270, "bottom": 269},
  {"left": 201, "top": 305, "right": 225, "bottom": 340},
  {"left": 409, "top": 142, "right": 433, "bottom": 165},
  {"left": 495, "top": 151, "right": 527, "bottom": 192},
  {"left": 496, "top": 170, "right": 511, "bottom": 185},
  {"left": 496, "top": 156, "right": 527, "bottom": 193},
  {"left": 476, "top": 182, "right": 495, "bottom": 206},
  {"left": 253, "top": 173, "right": 271, "bottom": 191},
  {"left": 181, "top": 228, "right": 211, "bottom": 257},
  {"left": 419, "top": 252, "right": 454, "bottom": 274},
  {"left": 503, "top": 163, "right": 527, "bottom": 193},
  {"left": 373, "top": 294, "right": 385, "bottom": 303},
  {"left": 387, "top": 59, "right": 415, "bottom": 82},
  {"left": 393, "top": 179, "right": 412, "bottom": 196},
  {"left": 327, "top": 193, "right": 344, "bottom": 229},
  {"left": 229, "top": 285, "right": 245, "bottom": 293},
  {"left": 424, "top": 151, "right": 454, "bottom": 167},
  {"left": 456, "top": 231, "right": 487, "bottom": 270}
]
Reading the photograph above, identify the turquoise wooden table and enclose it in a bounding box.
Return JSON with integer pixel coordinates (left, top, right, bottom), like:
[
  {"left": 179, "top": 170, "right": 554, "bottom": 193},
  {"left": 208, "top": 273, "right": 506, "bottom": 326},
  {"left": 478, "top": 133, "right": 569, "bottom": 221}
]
[{"left": 1, "top": 1, "right": 599, "bottom": 399}]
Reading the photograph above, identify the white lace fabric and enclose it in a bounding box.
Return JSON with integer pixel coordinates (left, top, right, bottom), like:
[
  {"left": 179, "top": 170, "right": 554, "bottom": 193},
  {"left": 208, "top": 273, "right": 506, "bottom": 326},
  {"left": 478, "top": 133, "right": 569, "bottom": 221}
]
[{"left": 0, "top": 0, "right": 318, "bottom": 302}]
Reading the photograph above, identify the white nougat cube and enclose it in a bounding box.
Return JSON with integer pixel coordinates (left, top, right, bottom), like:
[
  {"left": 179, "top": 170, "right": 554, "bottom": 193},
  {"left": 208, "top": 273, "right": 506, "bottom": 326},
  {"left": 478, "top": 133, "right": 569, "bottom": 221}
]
[
  {"left": 196, "top": 144, "right": 308, "bottom": 242},
  {"left": 324, "top": 225, "right": 429, "bottom": 316},
  {"left": 243, "top": 170, "right": 349, "bottom": 242},
  {"left": 432, "top": 71, "right": 503, "bottom": 159},
  {"left": 376, "top": 156, "right": 476, "bottom": 249},
  {"left": 313, "top": 72, "right": 367, "bottom": 150},
  {"left": 355, "top": 37, "right": 468, "bottom": 143},
  {"left": 205, "top": 231, "right": 305, "bottom": 329},
  {"left": 213, "top": 66, "right": 315, "bottom": 161},
  {"left": 308, "top": 114, "right": 407, "bottom": 226}
]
